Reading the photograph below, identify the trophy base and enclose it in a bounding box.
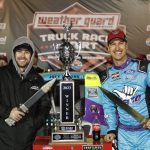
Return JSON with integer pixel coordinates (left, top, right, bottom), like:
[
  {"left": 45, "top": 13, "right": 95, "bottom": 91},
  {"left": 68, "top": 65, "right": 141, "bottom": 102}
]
[{"left": 51, "top": 130, "right": 85, "bottom": 143}]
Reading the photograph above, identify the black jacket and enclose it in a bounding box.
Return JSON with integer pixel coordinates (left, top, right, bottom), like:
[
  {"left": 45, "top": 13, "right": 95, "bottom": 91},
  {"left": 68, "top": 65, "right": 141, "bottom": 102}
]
[{"left": 0, "top": 61, "right": 51, "bottom": 150}]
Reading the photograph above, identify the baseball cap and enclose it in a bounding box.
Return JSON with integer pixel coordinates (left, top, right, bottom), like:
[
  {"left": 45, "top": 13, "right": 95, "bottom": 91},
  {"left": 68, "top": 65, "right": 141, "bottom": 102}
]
[{"left": 107, "top": 29, "right": 127, "bottom": 44}]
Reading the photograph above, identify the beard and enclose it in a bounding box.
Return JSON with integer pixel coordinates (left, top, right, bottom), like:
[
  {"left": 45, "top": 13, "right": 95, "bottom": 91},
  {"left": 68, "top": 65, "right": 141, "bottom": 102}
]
[{"left": 16, "top": 59, "right": 30, "bottom": 72}]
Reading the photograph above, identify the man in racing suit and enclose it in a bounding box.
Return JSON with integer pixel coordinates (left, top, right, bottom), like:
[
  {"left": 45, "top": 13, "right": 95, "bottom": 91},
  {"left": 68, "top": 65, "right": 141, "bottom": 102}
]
[
  {"left": 0, "top": 37, "right": 51, "bottom": 150},
  {"left": 101, "top": 29, "right": 150, "bottom": 150}
]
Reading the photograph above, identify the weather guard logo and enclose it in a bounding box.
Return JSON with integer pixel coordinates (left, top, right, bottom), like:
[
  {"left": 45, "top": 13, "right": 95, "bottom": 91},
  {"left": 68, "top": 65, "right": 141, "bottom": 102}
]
[{"left": 33, "top": 12, "right": 120, "bottom": 30}]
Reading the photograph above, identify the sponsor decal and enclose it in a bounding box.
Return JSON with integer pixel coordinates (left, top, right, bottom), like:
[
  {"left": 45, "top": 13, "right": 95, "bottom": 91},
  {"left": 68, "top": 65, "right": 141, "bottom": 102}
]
[
  {"left": 113, "top": 86, "right": 141, "bottom": 104},
  {"left": 43, "top": 146, "right": 53, "bottom": 150},
  {"left": 86, "top": 76, "right": 97, "bottom": 80},
  {"left": 146, "top": 25, "right": 150, "bottom": 46},
  {"left": 88, "top": 88, "right": 98, "bottom": 97},
  {"left": 33, "top": 13, "right": 120, "bottom": 30},
  {"left": 146, "top": 25, "right": 150, "bottom": 31},
  {"left": 125, "top": 75, "right": 135, "bottom": 80},
  {"left": 124, "top": 69, "right": 135, "bottom": 74},
  {"left": 123, "top": 95, "right": 141, "bottom": 105},
  {"left": 0, "top": 36, "right": 6, "bottom": 44},
  {"left": 146, "top": 54, "right": 150, "bottom": 61},
  {"left": 30, "top": 86, "right": 39, "bottom": 90},
  {"left": 146, "top": 38, "right": 150, "bottom": 46},
  {"left": 111, "top": 72, "right": 120, "bottom": 78},
  {"left": 0, "top": 52, "right": 7, "bottom": 56},
  {"left": 0, "top": 23, "right": 6, "bottom": 30}
]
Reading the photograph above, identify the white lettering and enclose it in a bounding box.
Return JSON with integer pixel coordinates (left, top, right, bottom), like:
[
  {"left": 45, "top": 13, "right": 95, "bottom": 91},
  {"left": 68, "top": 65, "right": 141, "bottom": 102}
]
[{"left": 0, "top": 36, "right": 6, "bottom": 44}]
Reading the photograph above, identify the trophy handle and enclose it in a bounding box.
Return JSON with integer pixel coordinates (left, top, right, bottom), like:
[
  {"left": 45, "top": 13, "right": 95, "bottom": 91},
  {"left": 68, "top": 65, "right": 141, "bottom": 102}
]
[
  {"left": 75, "top": 42, "right": 81, "bottom": 60},
  {"left": 53, "top": 43, "right": 60, "bottom": 59}
]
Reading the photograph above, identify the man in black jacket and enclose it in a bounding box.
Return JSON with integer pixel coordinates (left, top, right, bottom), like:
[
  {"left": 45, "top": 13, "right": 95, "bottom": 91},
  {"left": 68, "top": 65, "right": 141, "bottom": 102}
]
[{"left": 0, "top": 36, "right": 51, "bottom": 150}]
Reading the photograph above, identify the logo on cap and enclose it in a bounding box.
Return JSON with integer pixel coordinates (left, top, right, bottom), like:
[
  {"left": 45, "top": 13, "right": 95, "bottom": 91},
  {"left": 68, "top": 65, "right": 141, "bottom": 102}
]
[
  {"left": 112, "top": 30, "right": 120, "bottom": 35},
  {"left": 108, "top": 29, "right": 127, "bottom": 44}
]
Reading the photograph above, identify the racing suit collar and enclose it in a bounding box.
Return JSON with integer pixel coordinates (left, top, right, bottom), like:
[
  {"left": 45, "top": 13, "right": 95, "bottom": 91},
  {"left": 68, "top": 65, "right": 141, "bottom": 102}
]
[{"left": 113, "top": 57, "right": 131, "bottom": 70}]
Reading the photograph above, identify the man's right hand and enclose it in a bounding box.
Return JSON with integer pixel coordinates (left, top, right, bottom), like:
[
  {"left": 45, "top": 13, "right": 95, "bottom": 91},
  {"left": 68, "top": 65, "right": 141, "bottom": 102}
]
[
  {"left": 104, "top": 133, "right": 116, "bottom": 142},
  {"left": 9, "top": 107, "right": 25, "bottom": 122}
]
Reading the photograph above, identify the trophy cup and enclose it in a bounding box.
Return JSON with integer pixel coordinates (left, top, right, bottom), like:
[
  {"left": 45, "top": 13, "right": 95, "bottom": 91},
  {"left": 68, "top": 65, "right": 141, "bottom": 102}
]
[{"left": 51, "top": 23, "right": 85, "bottom": 143}]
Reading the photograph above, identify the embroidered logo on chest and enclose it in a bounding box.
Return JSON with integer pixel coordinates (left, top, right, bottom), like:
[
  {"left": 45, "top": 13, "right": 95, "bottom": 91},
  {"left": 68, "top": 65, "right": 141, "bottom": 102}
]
[
  {"left": 30, "top": 86, "right": 39, "bottom": 90},
  {"left": 124, "top": 69, "right": 135, "bottom": 74}
]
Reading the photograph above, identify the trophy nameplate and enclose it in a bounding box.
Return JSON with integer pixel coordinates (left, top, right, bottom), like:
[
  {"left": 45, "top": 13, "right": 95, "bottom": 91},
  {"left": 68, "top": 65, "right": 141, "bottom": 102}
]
[
  {"left": 51, "top": 131, "right": 85, "bottom": 143},
  {"left": 58, "top": 124, "right": 76, "bottom": 132},
  {"left": 60, "top": 81, "right": 74, "bottom": 123}
]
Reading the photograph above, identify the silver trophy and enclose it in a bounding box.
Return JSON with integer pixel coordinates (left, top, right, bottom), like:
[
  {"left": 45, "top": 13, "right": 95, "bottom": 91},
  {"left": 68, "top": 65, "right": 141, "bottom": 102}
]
[
  {"left": 54, "top": 22, "right": 81, "bottom": 80},
  {"left": 51, "top": 23, "right": 85, "bottom": 143}
]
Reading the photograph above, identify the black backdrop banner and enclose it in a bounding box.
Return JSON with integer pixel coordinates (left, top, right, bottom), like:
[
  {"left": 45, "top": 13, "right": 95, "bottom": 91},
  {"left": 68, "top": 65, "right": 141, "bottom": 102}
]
[{"left": 1, "top": 0, "right": 150, "bottom": 71}]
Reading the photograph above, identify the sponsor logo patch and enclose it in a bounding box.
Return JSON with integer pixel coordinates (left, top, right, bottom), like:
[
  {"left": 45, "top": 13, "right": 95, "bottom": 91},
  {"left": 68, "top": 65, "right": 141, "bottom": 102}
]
[
  {"left": 124, "top": 69, "right": 135, "bottom": 74},
  {"left": 125, "top": 75, "right": 135, "bottom": 79},
  {"left": 111, "top": 72, "right": 120, "bottom": 79},
  {"left": 30, "top": 86, "right": 39, "bottom": 90}
]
